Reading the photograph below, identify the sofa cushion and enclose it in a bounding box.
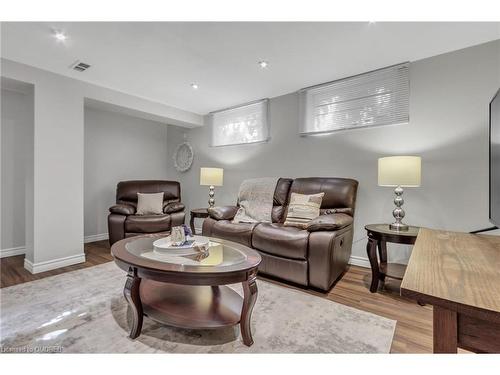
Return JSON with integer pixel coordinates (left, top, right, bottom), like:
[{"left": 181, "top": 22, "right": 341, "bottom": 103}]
[
  {"left": 258, "top": 251, "right": 308, "bottom": 286},
  {"left": 252, "top": 223, "right": 309, "bottom": 260},
  {"left": 125, "top": 214, "right": 171, "bottom": 233},
  {"left": 125, "top": 231, "right": 170, "bottom": 238},
  {"left": 289, "top": 177, "right": 358, "bottom": 216},
  {"left": 136, "top": 192, "right": 164, "bottom": 215},
  {"left": 211, "top": 220, "right": 259, "bottom": 248},
  {"left": 117, "top": 180, "right": 181, "bottom": 203},
  {"left": 283, "top": 192, "right": 324, "bottom": 228}
]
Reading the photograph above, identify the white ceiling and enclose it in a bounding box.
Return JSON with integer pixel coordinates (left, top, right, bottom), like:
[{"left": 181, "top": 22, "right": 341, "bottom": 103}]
[{"left": 2, "top": 22, "right": 499, "bottom": 115}]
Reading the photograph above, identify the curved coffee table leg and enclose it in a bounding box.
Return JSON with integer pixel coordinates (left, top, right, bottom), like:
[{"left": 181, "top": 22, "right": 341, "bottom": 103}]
[
  {"left": 241, "top": 271, "right": 258, "bottom": 346},
  {"left": 124, "top": 267, "right": 143, "bottom": 339}
]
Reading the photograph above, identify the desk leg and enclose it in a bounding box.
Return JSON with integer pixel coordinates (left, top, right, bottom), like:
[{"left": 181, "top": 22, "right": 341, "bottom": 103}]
[
  {"left": 366, "top": 238, "right": 379, "bottom": 293},
  {"left": 433, "top": 305, "right": 458, "bottom": 353}
]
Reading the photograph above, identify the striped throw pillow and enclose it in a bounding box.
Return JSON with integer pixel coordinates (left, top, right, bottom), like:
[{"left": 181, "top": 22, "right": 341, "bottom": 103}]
[{"left": 284, "top": 192, "right": 324, "bottom": 228}]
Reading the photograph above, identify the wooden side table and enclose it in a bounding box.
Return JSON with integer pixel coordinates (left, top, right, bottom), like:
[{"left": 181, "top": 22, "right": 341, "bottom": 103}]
[
  {"left": 190, "top": 208, "right": 209, "bottom": 234},
  {"left": 365, "top": 224, "right": 419, "bottom": 293}
]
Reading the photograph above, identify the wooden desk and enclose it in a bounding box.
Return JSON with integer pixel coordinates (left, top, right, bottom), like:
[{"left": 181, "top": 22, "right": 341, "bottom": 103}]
[{"left": 401, "top": 228, "right": 500, "bottom": 353}]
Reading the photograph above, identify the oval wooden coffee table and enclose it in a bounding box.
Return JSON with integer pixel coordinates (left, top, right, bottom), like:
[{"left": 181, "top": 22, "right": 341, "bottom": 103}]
[{"left": 111, "top": 234, "right": 262, "bottom": 346}]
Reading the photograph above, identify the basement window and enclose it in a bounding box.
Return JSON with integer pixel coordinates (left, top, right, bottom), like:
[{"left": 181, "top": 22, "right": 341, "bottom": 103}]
[
  {"left": 209, "top": 99, "right": 269, "bottom": 147},
  {"left": 299, "top": 63, "right": 410, "bottom": 135}
]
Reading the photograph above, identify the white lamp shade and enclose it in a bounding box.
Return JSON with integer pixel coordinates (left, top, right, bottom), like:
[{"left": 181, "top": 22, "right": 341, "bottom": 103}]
[
  {"left": 200, "top": 167, "right": 224, "bottom": 186},
  {"left": 378, "top": 156, "right": 421, "bottom": 187}
]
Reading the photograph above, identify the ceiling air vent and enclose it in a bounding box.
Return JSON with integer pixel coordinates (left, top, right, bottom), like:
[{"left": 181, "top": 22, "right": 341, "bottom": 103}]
[{"left": 71, "top": 61, "right": 91, "bottom": 72}]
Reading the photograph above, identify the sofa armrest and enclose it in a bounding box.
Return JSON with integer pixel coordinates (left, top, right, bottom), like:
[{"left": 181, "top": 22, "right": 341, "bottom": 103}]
[
  {"left": 108, "top": 213, "right": 127, "bottom": 246},
  {"left": 164, "top": 202, "right": 185, "bottom": 214},
  {"left": 306, "top": 213, "right": 353, "bottom": 232},
  {"left": 109, "top": 204, "right": 136, "bottom": 216},
  {"left": 208, "top": 206, "right": 239, "bottom": 221}
]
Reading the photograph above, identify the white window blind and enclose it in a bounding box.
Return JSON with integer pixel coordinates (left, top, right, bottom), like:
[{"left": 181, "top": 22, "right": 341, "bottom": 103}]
[
  {"left": 299, "top": 63, "right": 409, "bottom": 135},
  {"left": 210, "top": 99, "right": 269, "bottom": 147}
]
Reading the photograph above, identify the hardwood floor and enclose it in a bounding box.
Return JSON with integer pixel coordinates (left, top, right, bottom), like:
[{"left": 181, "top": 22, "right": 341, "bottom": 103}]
[
  {"left": 1, "top": 240, "right": 438, "bottom": 353},
  {"left": 0, "top": 240, "right": 113, "bottom": 288}
]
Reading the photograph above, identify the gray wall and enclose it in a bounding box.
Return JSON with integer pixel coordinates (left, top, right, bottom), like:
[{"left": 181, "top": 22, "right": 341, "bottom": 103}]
[
  {"left": 1, "top": 87, "right": 33, "bottom": 251},
  {"left": 2, "top": 58, "right": 199, "bottom": 270},
  {"left": 84, "top": 107, "right": 169, "bottom": 238},
  {"left": 1, "top": 93, "right": 172, "bottom": 247},
  {"left": 167, "top": 40, "right": 500, "bottom": 264}
]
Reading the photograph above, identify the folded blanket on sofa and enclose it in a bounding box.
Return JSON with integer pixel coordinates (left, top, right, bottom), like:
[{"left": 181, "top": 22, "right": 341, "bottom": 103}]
[{"left": 232, "top": 177, "right": 278, "bottom": 223}]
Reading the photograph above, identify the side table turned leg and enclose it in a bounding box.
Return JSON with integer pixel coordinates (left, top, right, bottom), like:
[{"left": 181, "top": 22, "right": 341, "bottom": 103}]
[
  {"left": 377, "top": 240, "right": 388, "bottom": 283},
  {"left": 123, "top": 267, "right": 143, "bottom": 339},
  {"left": 366, "top": 238, "right": 380, "bottom": 293},
  {"left": 189, "top": 215, "right": 196, "bottom": 234}
]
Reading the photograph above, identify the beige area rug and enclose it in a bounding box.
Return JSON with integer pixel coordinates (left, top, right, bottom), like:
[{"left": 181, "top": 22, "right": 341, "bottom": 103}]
[{"left": 0, "top": 262, "right": 396, "bottom": 353}]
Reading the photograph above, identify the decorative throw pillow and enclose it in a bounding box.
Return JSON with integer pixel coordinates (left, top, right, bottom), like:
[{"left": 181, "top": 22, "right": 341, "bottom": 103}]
[
  {"left": 284, "top": 192, "right": 325, "bottom": 228},
  {"left": 136, "top": 192, "right": 164, "bottom": 215}
]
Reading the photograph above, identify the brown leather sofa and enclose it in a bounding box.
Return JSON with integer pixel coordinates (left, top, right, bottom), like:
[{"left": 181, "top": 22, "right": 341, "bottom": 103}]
[
  {"left": 202, "top": 177, "right": 358, "bottom": 291},
  {"left": 108, "top": 180, "right": 185, "bottom": 245}
]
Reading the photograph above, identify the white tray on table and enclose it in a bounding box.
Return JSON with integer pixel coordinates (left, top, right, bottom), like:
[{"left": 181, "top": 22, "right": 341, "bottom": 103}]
[{"left": 153, "top": 235, "right": 210, "bottom": 256}]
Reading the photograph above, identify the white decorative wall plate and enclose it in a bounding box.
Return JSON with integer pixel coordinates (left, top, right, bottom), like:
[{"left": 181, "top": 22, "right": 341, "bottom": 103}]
[{"left": 173, "top": 142, "right": 194, "bottom": 172}]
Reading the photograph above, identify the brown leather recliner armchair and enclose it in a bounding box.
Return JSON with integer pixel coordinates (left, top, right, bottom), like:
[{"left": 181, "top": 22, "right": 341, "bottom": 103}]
[
  {"left": 202, "top": 177, "right": 358, "bottom": 291},
  {"left": 108, "top": 180, "right": 185, "bottom": 245}
]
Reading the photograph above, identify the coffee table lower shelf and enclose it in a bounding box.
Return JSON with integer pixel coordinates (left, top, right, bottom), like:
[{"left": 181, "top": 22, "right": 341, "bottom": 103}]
[{"left": 140, "top": 280, "right": 243, "bottom": 329}]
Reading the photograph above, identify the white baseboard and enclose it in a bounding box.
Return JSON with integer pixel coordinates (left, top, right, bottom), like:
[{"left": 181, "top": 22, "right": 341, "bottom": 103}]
[
  {"left": 24, "top": 253, "right": 86, "bottom": 274},
  {"left": 84, "top": 233, "right": 109, "bottom": 243},
  {"left": 0, "top": 246, "right": 26, "bottom": 258},
  {"left": 348, "top": 255, "right": 371, "bottom": 269}
]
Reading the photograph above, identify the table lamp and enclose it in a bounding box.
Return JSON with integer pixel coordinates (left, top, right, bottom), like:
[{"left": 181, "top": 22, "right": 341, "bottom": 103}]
[
  {"left": 200, "top": 167, "right": 224, "bottom": 207},
  {"left": 378, "top": 156, "right": 421, "bottom": 231}
]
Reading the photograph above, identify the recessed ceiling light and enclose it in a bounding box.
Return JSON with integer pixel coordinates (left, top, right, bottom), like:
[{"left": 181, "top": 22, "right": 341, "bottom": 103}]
[
  {"left": 258, "top": 61, "right": 269, "bottom": 69},
  {"left": 54, "top": 31, "right": 67, "bottom": 41},
  {"left": 191, "top": 83, "right": 199, "bottom": 90}
]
